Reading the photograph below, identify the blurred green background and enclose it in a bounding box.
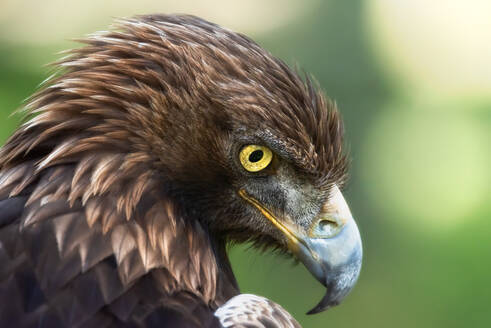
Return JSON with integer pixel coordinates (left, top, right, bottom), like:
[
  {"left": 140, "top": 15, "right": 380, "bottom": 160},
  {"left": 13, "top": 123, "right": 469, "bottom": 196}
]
[{"left": 1, "top": 0, "right": 490, "bottom": 327}]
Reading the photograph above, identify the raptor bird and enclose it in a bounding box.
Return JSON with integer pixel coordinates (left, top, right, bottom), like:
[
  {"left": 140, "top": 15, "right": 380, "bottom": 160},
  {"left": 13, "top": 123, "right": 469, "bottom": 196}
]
[{"left": 0, "top": 14, "right": 362, "bottom": 327}]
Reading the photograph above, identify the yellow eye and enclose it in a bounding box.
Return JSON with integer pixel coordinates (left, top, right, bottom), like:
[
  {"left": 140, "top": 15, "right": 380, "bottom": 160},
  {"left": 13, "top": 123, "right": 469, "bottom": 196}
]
[{"left": 239, "top": 145, "right": 273, "bottom": 172}]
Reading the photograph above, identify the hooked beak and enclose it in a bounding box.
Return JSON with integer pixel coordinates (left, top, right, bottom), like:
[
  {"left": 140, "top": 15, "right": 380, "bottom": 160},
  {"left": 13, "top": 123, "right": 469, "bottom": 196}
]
[{"left": 238, "top": 185, "right": 362, "bottom": 314}]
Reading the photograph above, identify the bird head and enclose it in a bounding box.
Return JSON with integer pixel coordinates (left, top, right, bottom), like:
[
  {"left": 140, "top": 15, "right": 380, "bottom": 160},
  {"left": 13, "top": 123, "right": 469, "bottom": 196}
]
[
  {"left": 116, "top": 16, "right": 363, "bottom": 313},
  {"left": 7, "top": 14, "right": 362, "bottom": 314}
]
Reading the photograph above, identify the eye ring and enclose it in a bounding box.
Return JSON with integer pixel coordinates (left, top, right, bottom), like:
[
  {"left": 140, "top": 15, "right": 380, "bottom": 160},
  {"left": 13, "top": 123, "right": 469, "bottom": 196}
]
[{"left": 239, "top": 145, "right": 273, "bottom": 172}]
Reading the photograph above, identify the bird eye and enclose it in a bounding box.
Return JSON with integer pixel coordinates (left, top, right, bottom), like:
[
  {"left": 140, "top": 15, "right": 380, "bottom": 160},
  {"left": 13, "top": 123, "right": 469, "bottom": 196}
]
[{"left": 239, "top": 145, "right": 273, "bottom": 172}]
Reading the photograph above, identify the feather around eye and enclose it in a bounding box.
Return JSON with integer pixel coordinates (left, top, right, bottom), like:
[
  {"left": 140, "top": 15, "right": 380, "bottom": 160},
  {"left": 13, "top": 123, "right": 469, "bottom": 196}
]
[{"left": 239, "top": 145, "right": 273, "bottom": 172}]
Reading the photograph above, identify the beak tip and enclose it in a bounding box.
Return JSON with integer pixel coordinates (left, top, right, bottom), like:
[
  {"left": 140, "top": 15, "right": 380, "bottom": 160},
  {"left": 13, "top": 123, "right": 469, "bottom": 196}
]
[
  {"left": 306, "top": 299, "right": 339, "bottom": 315},
  {"left": 301, "top": 228, "right": 363, "bottom": 315},
  {"left": 305, "top": 276, "right": 358, "bottom": 315}
]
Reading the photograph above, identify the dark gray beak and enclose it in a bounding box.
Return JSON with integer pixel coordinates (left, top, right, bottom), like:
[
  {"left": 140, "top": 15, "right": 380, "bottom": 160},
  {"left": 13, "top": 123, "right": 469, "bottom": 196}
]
[
  {"left": 292, "top": 185, "right": 362, "bottom": 314},
  {"left": 238, "top": 185, "right": 362, "bottom": 314}
]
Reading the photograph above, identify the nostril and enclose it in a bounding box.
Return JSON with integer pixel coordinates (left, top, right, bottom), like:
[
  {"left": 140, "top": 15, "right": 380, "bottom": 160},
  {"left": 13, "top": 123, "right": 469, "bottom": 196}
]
[
  {"left": 318, "top": 219, "right": 338, "bottom": 234},
  {"left": 311, "top": 218, "right": 343, "bottom": 238}
]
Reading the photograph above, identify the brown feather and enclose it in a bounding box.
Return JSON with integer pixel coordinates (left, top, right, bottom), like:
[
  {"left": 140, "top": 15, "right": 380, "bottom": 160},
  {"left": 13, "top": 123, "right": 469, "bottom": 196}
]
[{"left": 0, "top": 14, "right": 349, "bottom": 327}]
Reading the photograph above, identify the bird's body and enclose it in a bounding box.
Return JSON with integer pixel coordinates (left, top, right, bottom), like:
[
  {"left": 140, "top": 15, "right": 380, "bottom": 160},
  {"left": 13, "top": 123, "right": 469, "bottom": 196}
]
[{"left": 0, "top": 15, "right": 361, "bottom": 327}]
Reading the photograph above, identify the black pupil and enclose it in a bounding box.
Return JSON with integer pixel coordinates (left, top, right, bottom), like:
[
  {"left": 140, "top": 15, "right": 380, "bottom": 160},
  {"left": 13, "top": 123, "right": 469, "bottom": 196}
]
[{"left": 249, "top": 150, "right": 264, "bottom": 163}]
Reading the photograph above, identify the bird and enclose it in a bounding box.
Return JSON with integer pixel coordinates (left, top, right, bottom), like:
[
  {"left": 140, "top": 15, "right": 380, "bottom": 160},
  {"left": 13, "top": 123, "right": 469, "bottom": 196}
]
[{"left": 0, "top": 14, "right": 362, "bottom": 327}]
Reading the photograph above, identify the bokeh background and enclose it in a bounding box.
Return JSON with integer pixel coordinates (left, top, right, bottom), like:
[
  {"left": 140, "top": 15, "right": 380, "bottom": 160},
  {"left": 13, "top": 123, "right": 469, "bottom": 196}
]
[{"left": 1, "top": 0, "right": 490, "bottom": 327}]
